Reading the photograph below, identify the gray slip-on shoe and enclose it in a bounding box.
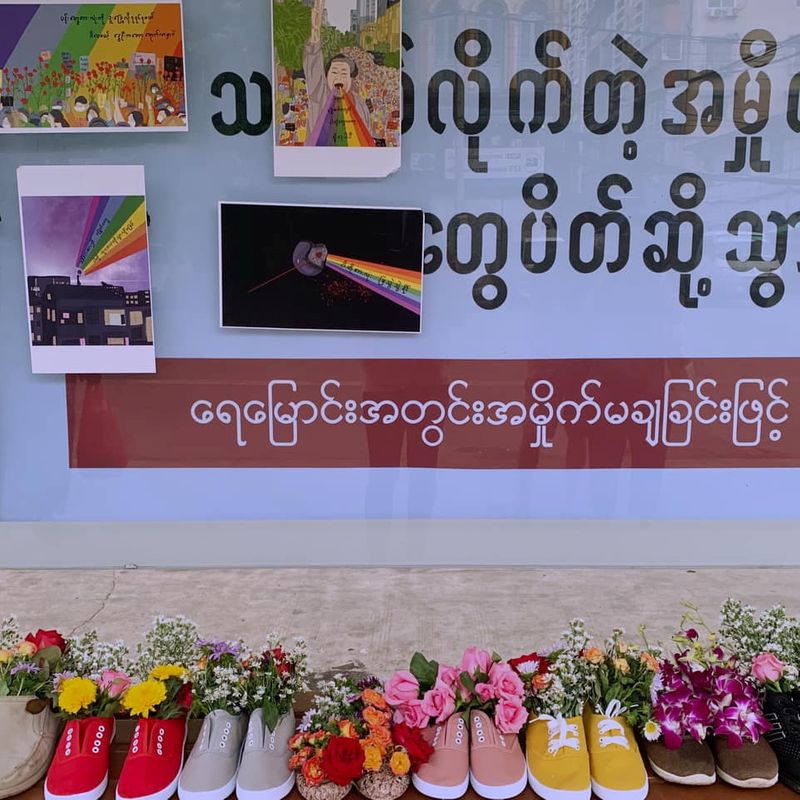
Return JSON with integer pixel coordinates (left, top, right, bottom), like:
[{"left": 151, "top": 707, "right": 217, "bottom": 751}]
[
  {"left": 235, "top": 710, "right": 296, "bottom": 800},
  {"left": 178, "top": 710, "right": 246, "bottom": 800}
]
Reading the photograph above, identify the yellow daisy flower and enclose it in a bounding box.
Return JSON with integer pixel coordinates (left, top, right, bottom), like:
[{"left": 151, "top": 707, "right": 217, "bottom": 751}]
[
  {"left": 149, "top": 664, "right": 188, "bottom": 682},
  {"left": 58, "top": 677, "right": 98, "bottom": 715},
  {"left": 643, "top": 719, "right": 661, "bottom": 742},
  {"left": 122, "top": 679, "right": 167, "bottom": 718}
]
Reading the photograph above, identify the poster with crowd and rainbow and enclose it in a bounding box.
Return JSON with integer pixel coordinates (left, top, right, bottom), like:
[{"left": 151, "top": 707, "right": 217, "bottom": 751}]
[
  {"left": 271, "top": 0, "right": 402, "bottom": 178},
  {"left": 0, "top": 1, "right": 187, "bottom": 132}
]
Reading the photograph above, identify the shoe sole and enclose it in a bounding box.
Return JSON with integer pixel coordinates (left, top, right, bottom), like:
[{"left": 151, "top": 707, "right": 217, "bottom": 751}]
[
  {"left": 469, "top": 770, "right": 526, "bottom": 800},
  {"left": 527, "top": 768, "right": 591, "bottom": 800},
  {"left": 412, "top": 772, "right": 469, "bottom": 799},
  {"left": 716, "top": 766, "right": 778, "bottom": 789},
  {"left": 45, "top": 774, "right": 108, "bottom": 800},
  {"left": 116, "top": 724, "right": 188, "bottom": 800},
  {"left": 591, "top": 777, "right": 649, "bottom": 800},
  {"left": 235, "top": 772, "right": 295, "bottom": 800},
  {"left": 178, "top": 772, "right": 237, "bottom": 800},
  {"left": 647, "top": 759, "right": 715, "bottom": 786}
]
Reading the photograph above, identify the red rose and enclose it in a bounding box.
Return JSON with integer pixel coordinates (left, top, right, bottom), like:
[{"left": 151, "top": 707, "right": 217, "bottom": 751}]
[
  {"left": 508, "top": 652, "right": 549, "bottom": 677},
  {"left": 320, "top": 735, "right": 365, "bottom": 786},
  {"left": 25, "top": 629, "right": 66, "bottom": 653},
  {"left": 391, "top": 723, "right": 434, "bottom": 771},
  {"left": 175, "top": 682, "right": 193, "bottom": 711}
]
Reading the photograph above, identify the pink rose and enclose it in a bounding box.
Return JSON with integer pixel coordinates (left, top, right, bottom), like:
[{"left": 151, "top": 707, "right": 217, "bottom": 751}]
[
  {"left": 459, "top": 647, "right": 492, "bottom": 678},
  {"left": 752, "top": 653, "right": 785, "bottom": 684},
  {"left": 474, "top": 682, "right": 496, "bottom": 703},
  {"left": 385, "top": 670, "right": 420, "bottom": 707},
  {"left": 494, "top": 698, "right": 528, "bottom": 734},
  {"left": 99, "top": 670, "right": 131, "bottom": 699},
  {"left": 397, "top": 699, "right": 429, "bottom": 729},
  {"left": 437, "top": 664, "right": 461, "bottom": 687},
  {"left": 421, "top": 680, "right": 456, "bottom": 723},
  {"left": 488, "top": 662, "right": 524, "bottom": 702}
]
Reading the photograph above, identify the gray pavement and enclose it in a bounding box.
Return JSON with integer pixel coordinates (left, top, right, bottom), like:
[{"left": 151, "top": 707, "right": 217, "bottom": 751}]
[{"left": 1, "top": 568, "right": 798, "bottom": 674}]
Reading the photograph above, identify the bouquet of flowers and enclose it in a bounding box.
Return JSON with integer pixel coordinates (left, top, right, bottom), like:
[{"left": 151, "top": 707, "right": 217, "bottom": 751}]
[
  {"left": 0, "top": 618, "right": 66, "bottom": 701},
  {"left": 122, "top": 664, "right": 193, "bottom": 719},
  {"left": 52, "top": 630, "right": 131, "bottom": 718},
  {"left": 190, "top": 639, "right": 249, "bottom": 717},
  {"left": 644, "top": 608, "right": 771, "bottom": 749},
  {"left": 719, "top": 598, "right": 800, "bottom": 693},
  {"left": 242, "top": 635, "right": 308, "bottom": 731},
  {"left": 385, "top": 646, "right": 527, "bottom": 734},
  {"left": 292, "top": 676, "right": 431, "bottom": 800},
  {"left": 584, "top": 628, "right": 661, "bottom": 730},
  {"left": 510, "top": 618, "right": 597, "bottom": 720}
]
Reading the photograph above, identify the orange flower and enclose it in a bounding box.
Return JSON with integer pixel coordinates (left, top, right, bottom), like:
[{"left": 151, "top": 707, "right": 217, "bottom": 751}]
[
  {"left": 363, "top": 706, "right": 389, "bottom": 729},
  {"left": 289, "top": 733, "right": 308, "bottom": 750},
  {"left": 362, "top": 688, "right": 388, "bottom": 710},
  {"left": 363, "top": 730, "right": 391, "bottom": 756},
  {"left": 640, "top": 652, "right": 660, "bottom": 672},
  {"left": 531, "top": 674, "right": 551, "bottom": 692},
  {"left": 584, "top": 647, "right": 605, "bottom": 665},
  {"left": 289, "top": 747, "right": 313, "bottom": 770},
  {"left": 302, "top": 755, "right": 325, "bottom": 787},
  {"left": 339, "top": 720, "right": 358, "bottom": 739}
]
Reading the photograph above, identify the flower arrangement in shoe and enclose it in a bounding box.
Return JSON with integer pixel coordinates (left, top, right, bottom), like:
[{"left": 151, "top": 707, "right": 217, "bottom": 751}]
[
  {"left": 584, "top": 628, "right": 662, "bottom": 731},
  {"left": 121, "top": 664, "right": 193, "bottom": 719},
  {"left": 242, "top": 634, "right": 309, "bottom": 731},
  {"left": 190, "top": 638, "right": 249, "bottom": 717},
  {"left": 643, "top": 605, "right": 771, "bottom": 749},
  {"left": 719, "top": 598, "right": 800, "bottom": 694},
  {"left": 385, "top": 647, "right": 527, "bottom": 734},
  {"left": 51, "top": 630, "right": 131, "bottom": 718},
  {"left": 0, "top": 616, "right": 67, "bottom": 700},
  {"left": 292, "top": 676, "right": 431, "bottom": 800},
  {"left": 511, "top": 618, "right": 597, "bottom": 719}
]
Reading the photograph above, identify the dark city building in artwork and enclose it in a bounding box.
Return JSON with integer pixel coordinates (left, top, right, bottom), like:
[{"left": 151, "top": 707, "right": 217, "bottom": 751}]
[{"left": 28, "top": 277, "right": 153, "bottom": 347}]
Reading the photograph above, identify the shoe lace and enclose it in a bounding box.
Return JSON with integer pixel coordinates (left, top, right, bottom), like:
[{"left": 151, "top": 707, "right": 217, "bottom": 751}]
[
  {"left": 595, "top": 700, "right": 631, "bottom": 750},
  {"left": 538, "top": 714, "right": 581, "bottom": 755}
]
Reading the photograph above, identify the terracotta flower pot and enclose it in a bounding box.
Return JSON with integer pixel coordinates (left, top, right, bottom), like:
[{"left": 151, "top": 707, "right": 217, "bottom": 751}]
[
  {"left": 356, "top": 767, "right": 410, "bottom": 800},
  {"left": 297, "top": 774, "right": 352, "bottom": 800}
]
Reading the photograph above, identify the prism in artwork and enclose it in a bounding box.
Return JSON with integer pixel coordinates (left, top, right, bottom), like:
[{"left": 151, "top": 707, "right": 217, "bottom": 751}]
[
  {"left": 17, "top": 165, "right": 156, "bottom": 374},
  {"left": 220, "top": 202, "right": 423, "bottom": 333}
]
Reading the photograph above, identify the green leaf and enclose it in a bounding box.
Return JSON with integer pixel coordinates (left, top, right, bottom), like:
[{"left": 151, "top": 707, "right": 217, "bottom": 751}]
[
  {"left": 460, "top": 671, "right": 476, "bottom": 693},
  {"left": 0, "top": 682, "right": 9, "bottom": 698},
  {"left": 35, "top": 646, "right": 62, "bottom": 667},
  {"left": 264, "top": 700, "right": 279, "bottom": 733},
  {"left": 410, "top": 652, "right": 437, "bottom": 688}
]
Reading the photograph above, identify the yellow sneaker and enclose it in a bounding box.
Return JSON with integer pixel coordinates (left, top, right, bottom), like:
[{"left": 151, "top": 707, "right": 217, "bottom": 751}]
[
  {"left": 525, "top": 714, "right": 591, "bottom": 800},
  {"left": 584, "top": 703, "right": 648, "bottom": 800}
]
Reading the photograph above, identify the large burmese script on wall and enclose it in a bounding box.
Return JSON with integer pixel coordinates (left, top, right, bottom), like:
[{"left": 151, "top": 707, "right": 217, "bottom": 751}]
[{"left": 10, "top": 0, "right": 800, "bottom": 524}]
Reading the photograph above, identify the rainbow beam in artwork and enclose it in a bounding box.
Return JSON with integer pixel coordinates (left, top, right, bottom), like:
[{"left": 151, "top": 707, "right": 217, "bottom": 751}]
[
  {"left": 307, "top": 87, "right": 374, "bottom": 147},
  {"left": 74, "top": 195, "right": 148, "bottom": 276},
  {"left": 326, "top": 254, "right": 421, "bottom": 315}
]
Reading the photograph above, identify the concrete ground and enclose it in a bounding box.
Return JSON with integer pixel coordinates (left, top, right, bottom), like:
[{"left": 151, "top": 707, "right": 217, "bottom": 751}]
[{"left": 1, "top": 568, "right": 799, "bottom": 674}]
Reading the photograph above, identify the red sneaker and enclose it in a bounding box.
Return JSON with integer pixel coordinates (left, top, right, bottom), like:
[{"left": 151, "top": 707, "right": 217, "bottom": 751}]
[
  {"left": 45, "top": 718, "right": 115, "bottom": 800},
  {"left": 116, "top": 718, "right": 187, "bottom": 800}
]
